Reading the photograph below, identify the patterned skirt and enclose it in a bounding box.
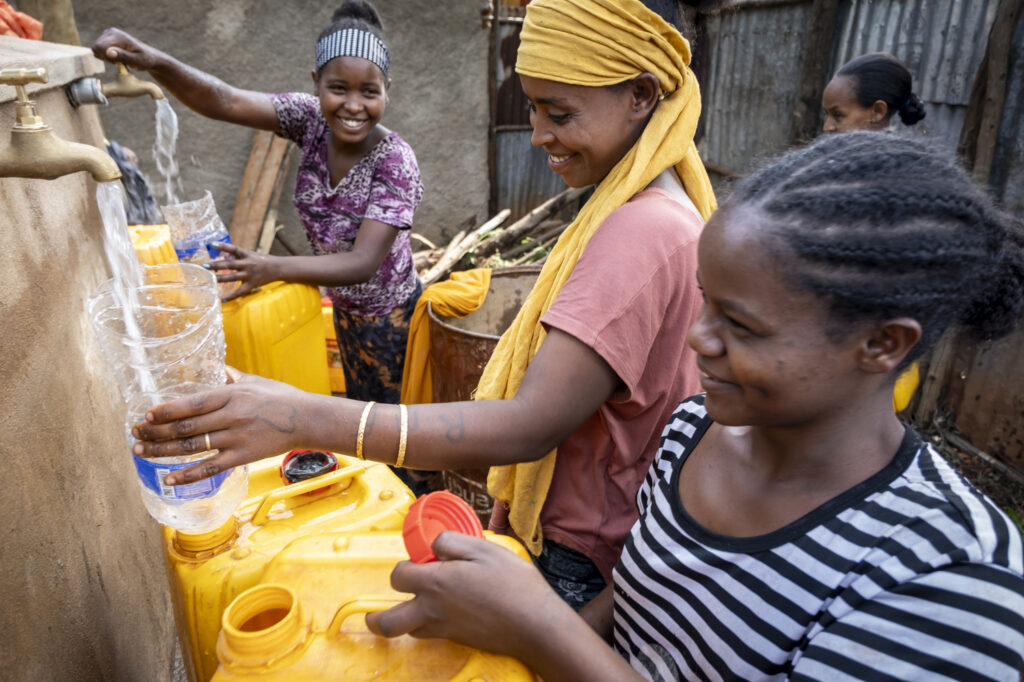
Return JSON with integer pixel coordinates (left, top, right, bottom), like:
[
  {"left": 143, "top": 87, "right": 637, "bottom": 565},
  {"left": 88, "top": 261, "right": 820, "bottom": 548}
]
[{"left": 332, "top": 280, "right": 422, "bottom": 403}]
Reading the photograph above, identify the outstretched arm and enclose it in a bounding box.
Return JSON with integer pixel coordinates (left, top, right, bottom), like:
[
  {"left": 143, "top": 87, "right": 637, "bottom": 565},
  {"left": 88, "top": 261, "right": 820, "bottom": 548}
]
[
  {"left": 92, "top": 28, "right": 278, "bottom": 131},
  {"left": 365, "top": 532, "right": 643, "bottom": 682},
  {"left": 132, "top": 326, "right": 621, "bottom": 485}
]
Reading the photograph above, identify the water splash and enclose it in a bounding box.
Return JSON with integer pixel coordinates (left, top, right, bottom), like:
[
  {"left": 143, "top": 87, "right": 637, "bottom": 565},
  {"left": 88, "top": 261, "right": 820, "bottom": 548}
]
[
  {"left": 96, "top": 181, "right": 156, "bottom": 393},
  {"left": 153, "top": 98, "right": 184, "bottom": 205}
]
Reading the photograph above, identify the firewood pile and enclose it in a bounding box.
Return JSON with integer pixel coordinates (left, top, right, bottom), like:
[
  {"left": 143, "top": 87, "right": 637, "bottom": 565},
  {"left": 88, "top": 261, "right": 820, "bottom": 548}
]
[{"left": 413, "top": 187, "right": 587, "bottom": 285}]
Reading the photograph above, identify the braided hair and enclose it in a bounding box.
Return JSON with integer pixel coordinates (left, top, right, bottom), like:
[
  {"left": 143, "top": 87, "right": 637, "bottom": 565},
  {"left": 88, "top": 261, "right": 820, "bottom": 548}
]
[
  {"left": 836, "top": 53, "right": 926, "bottom": 126},
  {"left": 728, "top": 131, "right": 1024, "bottom": 366}
]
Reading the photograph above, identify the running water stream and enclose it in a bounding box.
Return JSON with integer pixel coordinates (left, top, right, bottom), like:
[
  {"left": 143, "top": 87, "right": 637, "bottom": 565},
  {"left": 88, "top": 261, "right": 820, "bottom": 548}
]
[
  {"left": 96, "top": 181, "right": 157, "bottom": 394},
  {"left": 153, "top": 98, "right": 183, "bottom": 205}
]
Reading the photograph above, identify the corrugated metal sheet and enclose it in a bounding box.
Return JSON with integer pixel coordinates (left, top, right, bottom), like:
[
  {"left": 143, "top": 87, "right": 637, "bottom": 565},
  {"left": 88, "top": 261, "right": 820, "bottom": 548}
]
[
  {"left": 698, "top": 0, "right": 1000, "bottom": 170},
  {"left": 492, "top": 16, "right": 563, "bottom": 221},
  {"left": 698, "top": 2, "right": 815, "bottom": 174},
  {"left": 495, "top": 129, "right": 567, "bottom": 221},
  {"left": 833, "top": 0, "right": 997, "bottom": 104}
]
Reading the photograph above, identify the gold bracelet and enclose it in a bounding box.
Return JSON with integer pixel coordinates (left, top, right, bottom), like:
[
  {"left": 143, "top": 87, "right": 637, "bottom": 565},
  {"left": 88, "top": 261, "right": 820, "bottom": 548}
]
[
  {"left": 396, "top": 404, "right": 408, "bottom": 468},
  {"left": 356, "top": 401, "right": 375, "bottom": 460}
]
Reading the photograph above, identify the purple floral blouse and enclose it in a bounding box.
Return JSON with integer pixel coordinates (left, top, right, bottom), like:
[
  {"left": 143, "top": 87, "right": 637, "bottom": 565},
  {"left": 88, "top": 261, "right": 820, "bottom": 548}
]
[{"left": 270, "top": 92, "right": 423, "bottom": 316}]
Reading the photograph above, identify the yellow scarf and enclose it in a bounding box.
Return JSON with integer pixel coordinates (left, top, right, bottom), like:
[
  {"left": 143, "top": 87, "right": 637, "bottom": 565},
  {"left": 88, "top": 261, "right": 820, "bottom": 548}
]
[
  {"left": 400, "top": 268, "right": 492, "bottom": 405},
  {"left": 479, "top": 0, "right": 716, "bottom": 555}
]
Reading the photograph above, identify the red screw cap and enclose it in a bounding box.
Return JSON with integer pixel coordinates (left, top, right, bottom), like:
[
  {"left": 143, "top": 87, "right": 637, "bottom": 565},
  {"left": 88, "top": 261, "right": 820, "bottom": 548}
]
[{"left": 402, "top": 491, "right": 483, "bottom": 563}]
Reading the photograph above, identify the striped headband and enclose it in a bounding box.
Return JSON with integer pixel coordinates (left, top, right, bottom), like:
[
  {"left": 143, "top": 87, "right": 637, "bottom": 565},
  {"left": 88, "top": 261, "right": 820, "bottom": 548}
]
[{"left": 315, "top": 28, "right": 390, "bottom": 76}]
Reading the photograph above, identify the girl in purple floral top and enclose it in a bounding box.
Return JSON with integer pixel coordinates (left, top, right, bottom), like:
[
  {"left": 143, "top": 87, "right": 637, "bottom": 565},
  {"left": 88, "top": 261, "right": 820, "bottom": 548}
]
[
  {"left": 94, "top": 3, "right": 426, "bottom": 391},
  {"left": 95, "top": 1, "right": 436, "bottom": 493}
]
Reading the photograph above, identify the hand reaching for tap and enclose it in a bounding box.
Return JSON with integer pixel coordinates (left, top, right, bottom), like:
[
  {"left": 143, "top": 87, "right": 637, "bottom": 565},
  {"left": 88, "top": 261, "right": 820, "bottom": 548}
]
[
  {"left": 90, "top": 28, "right": 280, "bottom": 131},
  {"left": 92, "top": 28, "right": 161, "bottom": 71},
  {"left": 206, "top": 241, "right": 282, "bottom": 302}
]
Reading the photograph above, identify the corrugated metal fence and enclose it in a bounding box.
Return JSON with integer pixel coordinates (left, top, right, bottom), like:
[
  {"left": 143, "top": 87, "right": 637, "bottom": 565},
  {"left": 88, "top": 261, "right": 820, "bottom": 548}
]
[{"left": 698, "top": 0, "right": 1000, "bottom": 173}]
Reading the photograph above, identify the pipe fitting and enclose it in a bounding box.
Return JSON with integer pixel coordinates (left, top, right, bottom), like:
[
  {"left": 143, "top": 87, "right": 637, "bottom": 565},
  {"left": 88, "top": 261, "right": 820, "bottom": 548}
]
[{"left": 66, "top": 77, "right": 108, "bottom": 108}]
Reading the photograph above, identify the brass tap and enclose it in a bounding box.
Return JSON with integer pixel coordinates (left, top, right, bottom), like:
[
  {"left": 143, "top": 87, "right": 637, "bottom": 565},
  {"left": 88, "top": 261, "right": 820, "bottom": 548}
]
[
  {"left": 0, "top": 67, "right": 122, "bottom": 182},
  {"left": 101, "top": 63, "right": 164, "bottom": 100}
]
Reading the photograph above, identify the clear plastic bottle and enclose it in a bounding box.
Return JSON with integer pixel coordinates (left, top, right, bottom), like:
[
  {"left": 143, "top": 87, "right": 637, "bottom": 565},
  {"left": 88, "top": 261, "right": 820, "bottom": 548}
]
[
  {"left": 133, "top": 453, "right": 248, "bottom": 533},
  {"left": 126, "top": 390, "right": 248, "bottom": 533},
  {"left": 162, "top": 191, "right": 238, "bottom": 297}
]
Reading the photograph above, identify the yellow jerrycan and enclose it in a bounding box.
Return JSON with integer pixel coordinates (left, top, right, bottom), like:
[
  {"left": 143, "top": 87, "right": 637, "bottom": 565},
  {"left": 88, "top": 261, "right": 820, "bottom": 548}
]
[
  {"left": 165, "top": 453, "right": 415, "bottom": 681},
  {"left": 221, "top": 281, "right": 332, "bottom": 395},
  {"left": 129, "top": 224, "right": 179, "bottom": 265},
  {"left": 211, "top": 532, "right": 536, "bottom": 680}
]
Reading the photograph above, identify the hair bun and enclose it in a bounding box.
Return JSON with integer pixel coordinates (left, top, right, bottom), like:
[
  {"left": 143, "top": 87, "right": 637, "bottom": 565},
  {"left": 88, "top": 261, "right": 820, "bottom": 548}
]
[
  {"left": 898, "top": 92, "right": 926, "bottom": 126},
  {"left": 332, "top": 0, "right": 383, "bottom": 31}
]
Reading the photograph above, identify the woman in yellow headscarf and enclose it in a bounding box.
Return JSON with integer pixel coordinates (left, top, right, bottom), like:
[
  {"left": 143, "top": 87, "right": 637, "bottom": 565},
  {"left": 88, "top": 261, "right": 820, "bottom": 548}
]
[{"left": 133, "top": 0, "right": 714, "bottom": 608}]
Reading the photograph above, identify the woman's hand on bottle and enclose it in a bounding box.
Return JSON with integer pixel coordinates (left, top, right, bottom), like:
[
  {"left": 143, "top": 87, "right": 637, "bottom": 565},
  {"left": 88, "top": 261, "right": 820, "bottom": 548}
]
[
  {"left": 130, "top": 370, "right": 310, "bottom": 486},
  {"left": 91, "top": 28, "right": 159, "bottom": 71},
  {"left": 206, "top": 241, "right": 281, "bottom": 302}
]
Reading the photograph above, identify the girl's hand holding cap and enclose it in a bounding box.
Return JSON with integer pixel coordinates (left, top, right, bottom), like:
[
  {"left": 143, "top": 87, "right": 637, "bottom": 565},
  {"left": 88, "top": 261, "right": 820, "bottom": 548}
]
[{"left": 402, "top": 491, "right": 483, "bottom": 564}]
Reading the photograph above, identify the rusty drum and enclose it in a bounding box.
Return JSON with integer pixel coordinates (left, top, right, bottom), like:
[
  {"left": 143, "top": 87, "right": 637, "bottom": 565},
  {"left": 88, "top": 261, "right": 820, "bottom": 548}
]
[{"left": 426, "top": 266, "right": 540, "bottom": 525}]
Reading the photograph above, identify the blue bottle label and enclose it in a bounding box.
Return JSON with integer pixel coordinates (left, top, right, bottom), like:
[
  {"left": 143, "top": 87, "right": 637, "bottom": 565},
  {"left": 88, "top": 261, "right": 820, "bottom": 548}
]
[
  {"left": 173, "top": 243, "right": 201, "bottom": 261},
  {"left": 206, "top": 233, "right": 231, "bottom": 259},
  {"left": 133, "top": 455, "right": 229, "bottom": 500},
  {"left": 172, "top": 232, "right": 232, "bottom": 262}
]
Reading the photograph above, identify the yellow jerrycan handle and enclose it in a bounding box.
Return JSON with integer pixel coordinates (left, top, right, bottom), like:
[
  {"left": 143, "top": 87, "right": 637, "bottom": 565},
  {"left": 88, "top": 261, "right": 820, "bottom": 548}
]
[
  {"left": 250, "top": 462, "right": 368, "bottom": 526},
  {"left": 327, "top": 595, "right": 408, "bottom": 636}
]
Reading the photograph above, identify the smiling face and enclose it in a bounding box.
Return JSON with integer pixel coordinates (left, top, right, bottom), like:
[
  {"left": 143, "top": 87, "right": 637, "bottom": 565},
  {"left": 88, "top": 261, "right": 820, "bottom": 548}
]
[
  {"left": 822, "top": 75, "right": 887, "bottom": 133},
  {"left": 519, "top": 74, "right": 648, "bottom": 188},
  {"left": 313, "top": 55, "right": 389, "bottom": 149},
  {"left": 686, "top": 206, "right": 870, "bottom": 427}
]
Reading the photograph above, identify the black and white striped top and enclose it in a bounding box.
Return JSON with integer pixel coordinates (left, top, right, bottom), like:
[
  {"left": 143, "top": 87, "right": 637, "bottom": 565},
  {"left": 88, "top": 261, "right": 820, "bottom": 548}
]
[{"left": 612, "top": 396, "right": 1024, "bottom": 681}]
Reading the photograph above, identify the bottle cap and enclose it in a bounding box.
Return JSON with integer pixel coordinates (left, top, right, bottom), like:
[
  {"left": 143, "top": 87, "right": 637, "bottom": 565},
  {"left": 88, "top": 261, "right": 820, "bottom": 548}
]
[
  {"left": 402, "top": 491, "right": 483, "bottom": 564},
  {"left": 280, "top": 450, "right": 338, "bottom": 495}
]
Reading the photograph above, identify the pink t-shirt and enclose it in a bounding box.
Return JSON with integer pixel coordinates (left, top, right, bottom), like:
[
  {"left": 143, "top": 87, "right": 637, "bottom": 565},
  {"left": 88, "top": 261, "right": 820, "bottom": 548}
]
[{"left": 535, "top": 187, "right": 703, "bottom": 582}]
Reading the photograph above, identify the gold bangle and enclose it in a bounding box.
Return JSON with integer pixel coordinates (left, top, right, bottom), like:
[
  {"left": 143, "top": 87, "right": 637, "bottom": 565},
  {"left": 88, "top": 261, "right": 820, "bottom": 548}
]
[
  {"left": 356, "top": 401, "right": 375, "bottom": 460},
  {"left": 396, "top": 404, "right": 408, "bottom": 468}
]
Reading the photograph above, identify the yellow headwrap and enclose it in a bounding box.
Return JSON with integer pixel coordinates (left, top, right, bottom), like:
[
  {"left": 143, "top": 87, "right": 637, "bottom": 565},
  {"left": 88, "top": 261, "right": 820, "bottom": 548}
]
[{"left": 479, "top": 0, "right": 716, "bottom": 555}]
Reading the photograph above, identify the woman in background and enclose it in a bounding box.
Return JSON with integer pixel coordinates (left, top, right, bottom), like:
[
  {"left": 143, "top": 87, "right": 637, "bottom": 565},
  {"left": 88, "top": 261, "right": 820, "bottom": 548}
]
[{"left": 823, "top": 52, "right": 925, "bottom": 133}]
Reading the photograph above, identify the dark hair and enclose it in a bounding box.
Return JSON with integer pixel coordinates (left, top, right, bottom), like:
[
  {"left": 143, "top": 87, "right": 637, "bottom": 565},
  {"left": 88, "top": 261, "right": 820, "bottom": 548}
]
[
  {"left": 727, "top": 131, "right": 1024, "bottom": 366},
  {"left": 836, "top": 53, "right": 925, "bottom": 126},
  {"left": 318, "top": 1, "right": 385, "bottom": 44}
]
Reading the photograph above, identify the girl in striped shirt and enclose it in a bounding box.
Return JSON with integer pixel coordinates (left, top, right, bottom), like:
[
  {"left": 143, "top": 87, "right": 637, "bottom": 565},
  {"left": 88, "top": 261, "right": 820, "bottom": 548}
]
[{"left": 367, "top": 131, "right": 1024, "bottom": 681}]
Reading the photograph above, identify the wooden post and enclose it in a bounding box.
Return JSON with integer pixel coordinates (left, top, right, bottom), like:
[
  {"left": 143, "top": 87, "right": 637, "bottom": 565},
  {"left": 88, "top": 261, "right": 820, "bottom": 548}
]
[
  {"left": 957, "top": 0, "right": 1024, "bottom": 182},
  {"left": 229, "top": 130, "right": 293, "bottom": 251},
  {"left": 788, "top": 0, "right": 840, "bottom": 146}
]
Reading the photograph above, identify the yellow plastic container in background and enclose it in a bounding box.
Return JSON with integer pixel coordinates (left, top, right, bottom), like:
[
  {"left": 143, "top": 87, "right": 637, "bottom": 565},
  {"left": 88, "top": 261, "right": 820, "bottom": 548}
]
[
  {"left": 165, "top": 454, "right": 414, "bottom": 682},
  {"left": 128, "top": 224, "right": 178, "bottom": 265},
  {"left": 321, "top": 298, "right": 347, "bottom": 395},
  {"left": 221, "top": 282, "right": 331, "bottom": 394},
  {"left": 893, "top": 362, "right": 920, "bottom": 412},
  {"left": 211, "top": 532, "right": 535, "bottom": 681}
]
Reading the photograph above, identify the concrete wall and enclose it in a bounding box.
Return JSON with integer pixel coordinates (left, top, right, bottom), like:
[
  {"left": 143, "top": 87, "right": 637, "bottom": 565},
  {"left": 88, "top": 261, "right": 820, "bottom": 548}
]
[
  {"left": 73, "top": 0, "right": 492, "bottom": 250},
  {"left": 0, "top": 38, "right": 178, "bottom": 680}
]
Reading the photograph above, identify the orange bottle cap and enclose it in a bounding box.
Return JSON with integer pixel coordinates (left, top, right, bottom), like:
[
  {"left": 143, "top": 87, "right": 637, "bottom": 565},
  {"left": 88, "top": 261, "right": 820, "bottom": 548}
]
[{"left": 402, "top": 491, "right": 483, "bottom": 563}]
